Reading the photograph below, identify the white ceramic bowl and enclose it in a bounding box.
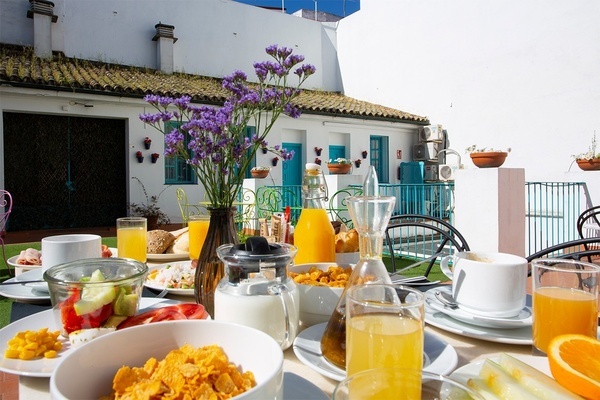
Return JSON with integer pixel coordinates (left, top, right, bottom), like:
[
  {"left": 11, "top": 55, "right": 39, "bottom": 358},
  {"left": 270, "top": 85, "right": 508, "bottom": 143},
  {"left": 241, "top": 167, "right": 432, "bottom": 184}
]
[
  {"left": 288, "top": 263, "right": 352, "bottom": 327},
  {"left": 50, "top": 320, "right": 283, "bottom": 400}
]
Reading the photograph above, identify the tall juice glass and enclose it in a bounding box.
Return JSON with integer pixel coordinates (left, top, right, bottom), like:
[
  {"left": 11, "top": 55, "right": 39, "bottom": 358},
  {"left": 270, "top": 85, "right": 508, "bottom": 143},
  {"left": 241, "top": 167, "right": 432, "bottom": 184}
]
[
  {"left": 188, "top": 215, "right": 210, "bottom": 260},
  {"left": 345, "top": 284, "right": 425, "bottom": 394},
  {"left": 531, "top": 258, "right": 600, "bottom": 355},
  {"left": 117, "top": 217, "right": 147, "bottom": 262}
]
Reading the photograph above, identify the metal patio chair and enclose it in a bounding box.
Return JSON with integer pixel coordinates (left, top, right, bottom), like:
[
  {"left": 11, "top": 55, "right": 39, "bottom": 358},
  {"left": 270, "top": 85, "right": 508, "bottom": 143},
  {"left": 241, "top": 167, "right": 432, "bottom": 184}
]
[
  {"left": 0, "top": 190, "right": 13, "bottom": 277},
  {"left": 384, "top": 214, "right": 470, "bottom": 277}
]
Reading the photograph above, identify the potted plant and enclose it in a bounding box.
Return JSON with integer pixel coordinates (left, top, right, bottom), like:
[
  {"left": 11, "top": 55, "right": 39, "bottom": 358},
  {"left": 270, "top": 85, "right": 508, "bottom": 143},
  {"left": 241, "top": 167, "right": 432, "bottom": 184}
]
[
  {"left": 315, "top": 157, "right": 322, "bottom": 165},
  {"left": 315, "top": 146, "right": 323, "bottom": 156},
  {"left": 151, "top": 153, "right": 160, "bottom": 163},
  {"left": 362, "top": 150, "right": 368, "bottom": 159},
  {"left": 250, "top": 166, "right": 270, "bottom": 178},
  {"left": 128, "top": 177, "right": 171, "bottom": 229},
  {"left": 354, "top": 159, "right": 362, "bottom": 168},
  {"left": 465, "top": 145, "right": 511, "bottom": 168},
  {"left": 135, "top": 151, "right": 144, "bottom": 163},
  {"left": 326, "top": 157, "right": 353, "bottom": 174},
  {"left": 144, "top": 137, "right": 152, "bottom": 149},
  {"left": 272, "top": 157, "right": 279, "bottom": 166},
  {"left": 572, "top": 132, "right": 600, "bottom": 171}
]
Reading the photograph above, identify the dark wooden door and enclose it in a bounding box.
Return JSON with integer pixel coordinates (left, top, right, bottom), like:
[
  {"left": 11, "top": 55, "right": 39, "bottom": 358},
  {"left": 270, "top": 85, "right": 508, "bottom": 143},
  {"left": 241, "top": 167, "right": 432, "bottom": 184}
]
[{"left": 3, "top": 112, "right": 127, "bottom": 231}]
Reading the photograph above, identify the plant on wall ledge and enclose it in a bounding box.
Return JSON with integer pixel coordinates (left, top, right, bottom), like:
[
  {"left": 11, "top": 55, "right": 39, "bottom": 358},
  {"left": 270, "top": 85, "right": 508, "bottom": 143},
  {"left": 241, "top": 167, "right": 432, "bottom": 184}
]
[
  {"left": 465, "top": 145, "right": 511, "bottom": 168},
  {"left": 572, "top": 131, "right": 600, "bottom": 171}
]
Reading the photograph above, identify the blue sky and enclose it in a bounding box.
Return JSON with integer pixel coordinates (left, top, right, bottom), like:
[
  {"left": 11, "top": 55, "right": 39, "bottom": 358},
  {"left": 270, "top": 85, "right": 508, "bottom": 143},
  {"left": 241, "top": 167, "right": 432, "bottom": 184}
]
[{"left": 235, "top": 0, "right": 360, "bottom": 17}]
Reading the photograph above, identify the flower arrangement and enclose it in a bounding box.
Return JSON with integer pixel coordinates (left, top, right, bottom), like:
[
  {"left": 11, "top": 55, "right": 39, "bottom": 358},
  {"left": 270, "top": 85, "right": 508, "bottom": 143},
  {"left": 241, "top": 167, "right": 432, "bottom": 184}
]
[
  {"left": 135, "top": 151, "right": 143, "bottom": 158},
  {"left": 573, "top": 132, "right": 600, "bottom": 161},
  {"left": 139, "top": 45, "right": 315, "bottom": 208},
  {"left": 151, "top": 153, "right": 160, "bottom": 159},
  {"left": 144, "top": 137, "right": 152, "bottom": 145},
  {"left": 327, "top": 157, "right": 352, "bottom": 165},
  {"left": 465, "top": 145, "right": 511, "bottom": 154},
  {"left": 128, "top": 177, "right": 171, "bottom": 225}
]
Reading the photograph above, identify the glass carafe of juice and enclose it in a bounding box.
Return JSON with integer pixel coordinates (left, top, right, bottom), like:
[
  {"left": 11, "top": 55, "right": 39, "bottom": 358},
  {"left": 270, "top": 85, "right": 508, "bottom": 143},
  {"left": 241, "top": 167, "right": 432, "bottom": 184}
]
[
  {"left": 320, "top": 167, "right": 396, "bottom": 369},
  {"left": 294, "top": 163, "right": 336, "bottom": 264}
]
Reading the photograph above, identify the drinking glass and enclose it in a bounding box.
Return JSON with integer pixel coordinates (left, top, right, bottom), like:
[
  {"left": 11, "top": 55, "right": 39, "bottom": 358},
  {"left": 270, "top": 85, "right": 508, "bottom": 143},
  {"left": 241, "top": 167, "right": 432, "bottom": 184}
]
[
  {"left": 116, "top": 217, "right": 147, "bottom": 262},
  {"left": 346, "top": 284, "right": 425, "bottom": 378},
  {"left": 531, "top": 258, "right": 600, "bottom": 356},
  {"left": 188, "top": 214, "right": 210, "bottom": 260},
  {"left": 333, "top": 368, "right": 484, "bottom": 400}
]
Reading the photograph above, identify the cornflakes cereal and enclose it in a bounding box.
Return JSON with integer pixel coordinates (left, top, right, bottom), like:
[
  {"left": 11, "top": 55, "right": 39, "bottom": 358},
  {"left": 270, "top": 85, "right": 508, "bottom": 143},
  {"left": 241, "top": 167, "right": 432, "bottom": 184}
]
[
  {"left": 3, "top": 328, "right": 63, "bottom": 360},
  {"left": 102, "top": 344, "right": 256, "bottom": 400},
  {"left": 290, "top": 265, "right": 352, "bottom": 288}
]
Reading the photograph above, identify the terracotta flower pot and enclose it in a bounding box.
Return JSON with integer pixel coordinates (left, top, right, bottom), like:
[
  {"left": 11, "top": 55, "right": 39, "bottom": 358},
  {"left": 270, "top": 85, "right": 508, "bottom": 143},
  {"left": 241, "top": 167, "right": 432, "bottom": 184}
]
[
  {"left": 470, "top": 151, "right": 508, "bottom": 168},
  {"left": 251, "top": 169, "right": 269, "bottom": 178},
  {"left": 327, "top": 163, "right": 352, "bottom": 174},
  {"left": 576, "top": 158, "right": 600, "bottom": 171}
]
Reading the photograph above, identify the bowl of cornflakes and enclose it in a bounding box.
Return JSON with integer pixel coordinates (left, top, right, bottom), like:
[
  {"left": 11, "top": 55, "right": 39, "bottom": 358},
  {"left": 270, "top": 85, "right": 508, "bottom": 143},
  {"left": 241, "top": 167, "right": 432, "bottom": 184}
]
[
  {"left": 50, "top": 320, "right": 283, "bottom": 400},
  {"left": 288, "top": 263, "right": 353, "bottom": 327}
]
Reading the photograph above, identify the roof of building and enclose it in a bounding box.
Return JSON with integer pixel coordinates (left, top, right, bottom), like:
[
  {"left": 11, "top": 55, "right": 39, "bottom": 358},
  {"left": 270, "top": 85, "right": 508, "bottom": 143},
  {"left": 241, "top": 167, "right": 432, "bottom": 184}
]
[{"left": 0, "top": 45, "right": 428, "bottom": 124}]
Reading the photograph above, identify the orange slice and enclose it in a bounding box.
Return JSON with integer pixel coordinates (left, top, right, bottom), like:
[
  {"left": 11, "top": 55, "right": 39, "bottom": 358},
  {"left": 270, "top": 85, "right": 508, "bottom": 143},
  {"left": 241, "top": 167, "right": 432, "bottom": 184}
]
[{"left": 548, "top": 334, "right": 600, "bottom": 399}]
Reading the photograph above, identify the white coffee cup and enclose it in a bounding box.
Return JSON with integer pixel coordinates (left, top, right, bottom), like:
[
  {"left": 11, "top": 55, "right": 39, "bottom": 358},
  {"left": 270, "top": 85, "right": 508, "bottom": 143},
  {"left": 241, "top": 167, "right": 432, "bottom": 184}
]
[
  {"left": 41, "top": 234, "right": 102, "bottom": 272},
  {"left": 440, "top": 251, "right": 528, "bottom": 318}
]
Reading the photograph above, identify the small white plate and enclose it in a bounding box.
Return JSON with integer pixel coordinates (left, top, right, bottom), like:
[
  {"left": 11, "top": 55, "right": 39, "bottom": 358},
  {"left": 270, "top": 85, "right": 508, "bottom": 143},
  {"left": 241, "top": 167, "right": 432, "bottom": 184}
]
[
  {"left": 144, "top": 261, "right": 195, "bottom": 296},
  {"left": 0, "top": 269, "right": 50, "bottom": 302},
  {"left": 425, "top": 303, "right": 532, "bottom": 345},
  {"left": 0, "top": 298, "right": 183, "bottom": 377},
  {"left": 425, "top": 286, "right": 533, "bottom": 329},
  {"left": 292, "top": 322, "right": 459, "bottom": 381},
  {"left": 146, "top": 252, "right": 190, "bottom": 262},
  {"left": 449, "top": 354, "right": 551, "bottom": 385},
  {"left": 6, "top": 254, "right": 41, "bottom": 269}
]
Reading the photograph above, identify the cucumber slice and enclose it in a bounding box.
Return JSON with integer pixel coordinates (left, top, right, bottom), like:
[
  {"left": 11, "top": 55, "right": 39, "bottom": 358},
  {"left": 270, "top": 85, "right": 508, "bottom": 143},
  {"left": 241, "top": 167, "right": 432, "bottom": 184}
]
[{"left": 113, "top": 287, "right": 138, "bottom": 316}]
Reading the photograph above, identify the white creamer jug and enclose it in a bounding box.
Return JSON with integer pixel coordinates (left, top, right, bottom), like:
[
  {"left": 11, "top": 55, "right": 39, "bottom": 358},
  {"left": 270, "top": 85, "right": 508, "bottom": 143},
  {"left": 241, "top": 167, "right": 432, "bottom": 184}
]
[{"left": 214, "top": 237, "right": 299, "bottom": 350}]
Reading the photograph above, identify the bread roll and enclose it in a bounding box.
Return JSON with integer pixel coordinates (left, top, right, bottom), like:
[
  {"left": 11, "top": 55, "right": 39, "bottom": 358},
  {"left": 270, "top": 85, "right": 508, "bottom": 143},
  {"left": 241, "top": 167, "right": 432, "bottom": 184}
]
[
  {"left": 147, "top": 230, "right": 176, "bottom": 254},
  {"left": 166, "top": 231, "right": 189, "bottom": 254},
  {"left": 335, "top": 228, "right": 359, "bottom": 253}
]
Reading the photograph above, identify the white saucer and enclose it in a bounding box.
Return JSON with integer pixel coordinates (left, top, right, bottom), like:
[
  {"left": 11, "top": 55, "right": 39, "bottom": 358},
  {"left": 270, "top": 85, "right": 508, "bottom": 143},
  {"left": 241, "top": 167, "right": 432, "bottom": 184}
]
[
  {"left": 0, "top": 297, "right": 182, "bottom": 377},
  {"left": 292, "top": 322, "right": 459, "bottom": 381},
  {"left": 0, "top": 268, "right": 50, "bottom": 302},
  {"left": 425, "top": 286, "right": 532, "bottom": 329},
  {"left": 449, "top": 354, "right": 551, "bottom": 386},
  {"left": 425, "top": 302, "right": 532, "bottom": 345}
]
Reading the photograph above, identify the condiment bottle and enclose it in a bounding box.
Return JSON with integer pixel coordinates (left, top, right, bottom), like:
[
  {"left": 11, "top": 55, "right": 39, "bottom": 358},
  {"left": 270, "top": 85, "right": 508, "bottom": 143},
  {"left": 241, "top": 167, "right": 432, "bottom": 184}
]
[
  {"left": 293, "top": 163, "right": 336, "bottom": 264},
  {"left": 320, "top": 166, "right": 396, "bottom": 369}
]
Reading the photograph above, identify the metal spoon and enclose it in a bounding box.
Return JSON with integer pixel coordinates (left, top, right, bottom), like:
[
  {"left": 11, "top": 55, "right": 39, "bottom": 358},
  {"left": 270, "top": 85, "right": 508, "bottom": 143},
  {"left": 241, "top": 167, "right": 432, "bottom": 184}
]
[{"left": 434, "top": 290, "right": 459, "bottom": 309}]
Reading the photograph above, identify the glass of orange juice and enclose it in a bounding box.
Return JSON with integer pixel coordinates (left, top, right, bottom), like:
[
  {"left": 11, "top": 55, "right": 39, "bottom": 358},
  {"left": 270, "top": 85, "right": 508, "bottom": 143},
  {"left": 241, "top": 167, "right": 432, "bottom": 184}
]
[
  {"left": 532, "top": 258, "right": 600, "bottom": 356},
  {"left": 345, "top": 283, "right": 425, "bottom": 397},
  {"left": 333, "top": 369, "right": 484, "bottom": 400},
  {"left": 188, "top": 214, "right": 210, "bottom": 260},
  {"left": 116, "top": 217, "right": 147, "bottom": 262}
]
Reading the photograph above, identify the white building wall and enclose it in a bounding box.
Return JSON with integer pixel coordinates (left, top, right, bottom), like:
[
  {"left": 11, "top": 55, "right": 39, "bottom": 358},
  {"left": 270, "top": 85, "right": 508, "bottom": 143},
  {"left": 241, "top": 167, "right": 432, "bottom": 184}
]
[
  {"left": 337, "top": 0, "right": 600, "bottom": 199},
  {"left": 0, "top": 0, "right": 340, "bottom": 91}
]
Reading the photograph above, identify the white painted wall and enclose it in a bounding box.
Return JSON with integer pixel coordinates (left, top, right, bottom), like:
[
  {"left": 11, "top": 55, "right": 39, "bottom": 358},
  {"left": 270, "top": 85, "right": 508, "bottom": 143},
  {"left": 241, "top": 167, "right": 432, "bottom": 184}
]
[{"left": 338, "top": 0, "right": 600, "bottom": 199}]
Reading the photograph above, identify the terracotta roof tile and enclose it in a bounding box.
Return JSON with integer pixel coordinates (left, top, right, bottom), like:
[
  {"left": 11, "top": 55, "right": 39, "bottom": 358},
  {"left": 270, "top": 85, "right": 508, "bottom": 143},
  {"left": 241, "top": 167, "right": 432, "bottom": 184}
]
[{"left": 0, "top": 46, "right": 428, "bottom": 123}]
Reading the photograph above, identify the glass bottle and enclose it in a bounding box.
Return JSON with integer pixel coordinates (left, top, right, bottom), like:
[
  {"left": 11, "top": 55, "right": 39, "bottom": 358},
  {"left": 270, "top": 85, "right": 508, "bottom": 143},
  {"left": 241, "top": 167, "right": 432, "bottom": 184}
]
[
  {"left": 320, "top": 166, "right": 396, "bottom": 369},
  {"left": 294, "top": 163, "right": 336, "bottom": 264}
]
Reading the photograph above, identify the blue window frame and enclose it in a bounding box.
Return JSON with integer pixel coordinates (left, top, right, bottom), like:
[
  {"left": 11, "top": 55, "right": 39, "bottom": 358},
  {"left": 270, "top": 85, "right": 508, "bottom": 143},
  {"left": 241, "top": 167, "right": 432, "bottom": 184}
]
[
  {"left": 370, "top": 135, "right": 389, "bottom": 183},
  {"left": 164, "top": 121, "right": 196, "bottom": 185}
]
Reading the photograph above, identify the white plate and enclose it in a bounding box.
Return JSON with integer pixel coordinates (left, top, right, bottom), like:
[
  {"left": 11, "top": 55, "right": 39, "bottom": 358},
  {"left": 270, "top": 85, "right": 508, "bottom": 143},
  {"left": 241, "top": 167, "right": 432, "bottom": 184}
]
[
  {"left": 449, "top": 354, "right": 551, "bottom": 385},
  {"left": 0, "top": 297, "right": 183, "bottom": 377},
  {"left": 292, "top": 322, "right": 459, "bottom": 381},
  {"left": 425, "top": 286, "right": 533, "bottom": 329},
  {"left": 0, "top": 268, "right": 50, "bottom": 302},
  {"left": 144, "top": 261, "right": 195, "bottom": 296},
  {"left": 6, "top": 254, "right": 42, "bottom": 269},
  {"left": 425, "top": 302, "right": 533, "bottom": 345},
  {"left": 147, "top": 252, "right": 190, "bottom": 261}
]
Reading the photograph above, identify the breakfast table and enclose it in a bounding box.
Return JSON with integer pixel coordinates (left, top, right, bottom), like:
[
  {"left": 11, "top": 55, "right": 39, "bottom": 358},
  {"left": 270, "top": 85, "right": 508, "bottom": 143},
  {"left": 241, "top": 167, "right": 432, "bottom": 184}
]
[{"left": 8, "top": 279, "right": 540, "bottom": 400}]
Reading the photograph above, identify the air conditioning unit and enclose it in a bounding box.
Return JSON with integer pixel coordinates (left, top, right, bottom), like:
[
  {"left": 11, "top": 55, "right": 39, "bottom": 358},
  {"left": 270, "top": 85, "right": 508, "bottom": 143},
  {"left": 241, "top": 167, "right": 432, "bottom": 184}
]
[
  {"left": 419, "top": 124, "right": 444, "bottom": 142},
  {"left": 438, "top": 164, "right": 455, "bottom": 181},
  {"left": 424, "top": 164, "right": 438, "bottom": 181},
  {"left": 413, "top": 142, "right": 440, "bottom": 161}
]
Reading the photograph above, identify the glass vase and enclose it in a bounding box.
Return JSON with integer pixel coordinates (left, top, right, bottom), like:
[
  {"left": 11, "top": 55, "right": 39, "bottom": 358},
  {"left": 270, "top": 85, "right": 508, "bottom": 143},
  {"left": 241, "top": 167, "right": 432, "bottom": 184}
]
[{"left": 194, "top": 206, "right": 239, "bottom": 317}]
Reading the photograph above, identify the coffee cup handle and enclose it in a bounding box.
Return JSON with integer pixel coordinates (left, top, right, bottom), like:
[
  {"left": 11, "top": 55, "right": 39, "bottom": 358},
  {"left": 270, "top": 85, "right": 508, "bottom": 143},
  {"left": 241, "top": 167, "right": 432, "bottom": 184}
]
[{"left": 440, "top": 255, "right": 454, "bottom": 280}]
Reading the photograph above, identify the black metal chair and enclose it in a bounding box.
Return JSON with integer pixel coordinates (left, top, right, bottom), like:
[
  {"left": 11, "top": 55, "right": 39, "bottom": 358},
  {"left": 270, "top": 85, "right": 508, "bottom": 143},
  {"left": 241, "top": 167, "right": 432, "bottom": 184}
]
[
  {"left": 577, "top": 205, "right": 600, "bottom": 242},
  {"left": 384, "top": 214, "right": 470, "bottom": 277},
  {"left": 526, "top": 237, "right": 600, "bottom": 276}
]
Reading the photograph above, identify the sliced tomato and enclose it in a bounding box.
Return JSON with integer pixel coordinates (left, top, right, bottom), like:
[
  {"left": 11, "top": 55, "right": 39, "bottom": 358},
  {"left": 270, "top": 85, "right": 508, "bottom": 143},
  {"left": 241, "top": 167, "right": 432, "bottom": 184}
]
[
  {"left": 117, "top": 303, "right": 208, "bottom": 330},
  {"left": 60, "top": 289, "right": 114, "bottom": 334},
  {"left": 174, "top": 303, "right": 208, "bottom": 320}
]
